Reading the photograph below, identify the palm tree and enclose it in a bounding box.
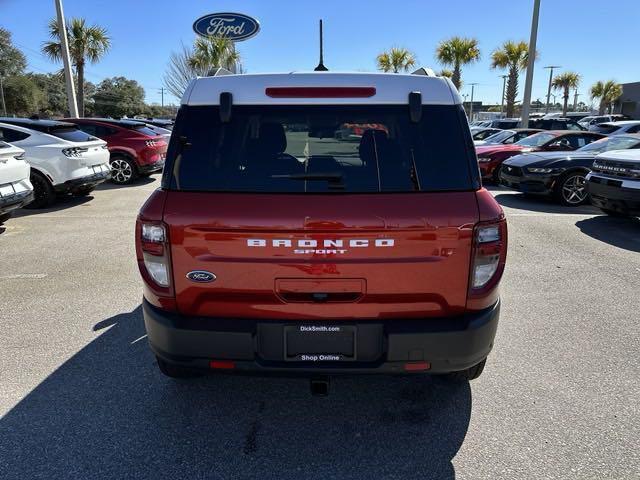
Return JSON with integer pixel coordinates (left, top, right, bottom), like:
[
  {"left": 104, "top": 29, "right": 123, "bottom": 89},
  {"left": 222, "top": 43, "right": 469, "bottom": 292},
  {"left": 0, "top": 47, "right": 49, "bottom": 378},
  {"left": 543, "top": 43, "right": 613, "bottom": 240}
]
[
  {"left": 438, "top": 69, "right": 453, "bottom": 79},
  {"left": 490, "top": 41, "right": 533, "bottom": 118},
  {"left": 376, "top": 48, "right": 416, "bottom": 73},
  {"left": 435, "top": 37, "right": 480, "bottom": 90},
  {"left": 590, "top": 80, "right": 623, "bottom": 115},
  {"left": 552, "top": 72, "right": 581, "bottom": 116},
  {"left": 42, "top": 18, "right": 110, "bottom": 116},
  {"left": 188, "top": 36, "right": 240, "bottom": 73}
]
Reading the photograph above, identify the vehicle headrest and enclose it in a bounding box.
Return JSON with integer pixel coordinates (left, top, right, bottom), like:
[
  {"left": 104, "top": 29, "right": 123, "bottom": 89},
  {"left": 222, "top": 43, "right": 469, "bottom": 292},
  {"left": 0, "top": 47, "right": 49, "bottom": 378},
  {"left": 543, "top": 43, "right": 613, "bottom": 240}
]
[
  {"left": 255, "top": 122, "right": 287, "bottom": 155},
  {"left": 359, "top": 129, "right": 389, "bottom": 164}
]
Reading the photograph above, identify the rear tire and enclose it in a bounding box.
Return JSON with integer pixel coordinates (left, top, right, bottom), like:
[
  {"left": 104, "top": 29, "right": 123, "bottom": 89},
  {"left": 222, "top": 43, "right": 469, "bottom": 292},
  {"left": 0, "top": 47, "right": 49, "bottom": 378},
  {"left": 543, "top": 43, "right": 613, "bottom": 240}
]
[
  {"left": 156, "top": 356, "right": 203, "bottom": 379},
  {"left": 600, "top": 208, "right": 631, "bottom": 218},
  {"left": 110, "top": 155, "right": 138, "bottom": 185},
  {"left": 445, "top": 359, "right": 486, "bottom": 381},
  {"left": 26, "top": 171, "right": 56, "bottom": 209}
]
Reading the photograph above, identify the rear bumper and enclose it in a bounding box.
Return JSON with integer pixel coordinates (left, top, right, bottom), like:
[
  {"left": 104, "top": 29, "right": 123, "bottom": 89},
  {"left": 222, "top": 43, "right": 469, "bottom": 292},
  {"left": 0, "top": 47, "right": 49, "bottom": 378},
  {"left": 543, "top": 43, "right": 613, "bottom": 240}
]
[
  {"left": 138, "top": 159, "right": 164, "bottom": 174},
  {"left": 143, "top": 299, "right": 500, "bottom": 375},
  {"left": 0, "top": 189, "right": 34, "bottom": 214},
  {"left": 54, "top": 170, "right": 110, "bottom": 193},
  {"left": 587, "top": 174, "right": 640, "bottom": 215}
]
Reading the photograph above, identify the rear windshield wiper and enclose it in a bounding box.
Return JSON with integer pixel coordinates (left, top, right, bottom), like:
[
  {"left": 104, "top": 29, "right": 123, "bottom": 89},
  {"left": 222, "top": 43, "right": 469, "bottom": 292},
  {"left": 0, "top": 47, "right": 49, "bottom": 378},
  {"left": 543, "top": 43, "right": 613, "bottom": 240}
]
[
  {"left": 271, "top": 172, "right": 345, "bottom": 190},
  {"left": 271, "top": 172, "right": 343, "bottom": 182}
]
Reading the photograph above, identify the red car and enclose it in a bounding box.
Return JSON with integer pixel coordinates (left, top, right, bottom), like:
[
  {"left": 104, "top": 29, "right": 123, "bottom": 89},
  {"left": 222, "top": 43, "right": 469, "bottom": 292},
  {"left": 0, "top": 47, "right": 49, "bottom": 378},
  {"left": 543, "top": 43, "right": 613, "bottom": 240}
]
[
  {"left": 476, "top": 131, "right": 605, "bottom": 183},
  {"left": 136, "top": 72, "right": 508, "bottom": 387},
  {"left": 64, "top": 118, "right": 168, "bottom": 184}
]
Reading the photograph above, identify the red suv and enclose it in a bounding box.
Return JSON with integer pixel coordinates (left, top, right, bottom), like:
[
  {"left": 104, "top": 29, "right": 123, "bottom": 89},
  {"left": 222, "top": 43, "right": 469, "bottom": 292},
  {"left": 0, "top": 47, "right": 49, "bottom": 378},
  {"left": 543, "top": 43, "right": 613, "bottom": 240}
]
[
  {"left": 64, "top": 118, "right": 168, "bottom": 184},
  {"left": 136, "top": 72, "right": 508, "bottom": 385}
]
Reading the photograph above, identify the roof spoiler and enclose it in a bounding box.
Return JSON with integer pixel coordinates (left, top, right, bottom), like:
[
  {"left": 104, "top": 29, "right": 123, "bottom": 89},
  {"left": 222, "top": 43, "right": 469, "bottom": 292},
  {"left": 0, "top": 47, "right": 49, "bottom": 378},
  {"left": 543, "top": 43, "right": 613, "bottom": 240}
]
[
  {"left": 411, "top": 67, "right": 436, "bottom": 77},
  {"left": 208, "top": 67, "right": 234, "bottom": 77}
]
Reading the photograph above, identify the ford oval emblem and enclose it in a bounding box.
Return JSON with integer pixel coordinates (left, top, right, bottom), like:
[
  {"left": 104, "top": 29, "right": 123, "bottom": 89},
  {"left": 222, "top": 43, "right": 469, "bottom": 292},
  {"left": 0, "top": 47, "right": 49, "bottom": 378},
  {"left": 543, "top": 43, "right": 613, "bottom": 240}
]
[
  {"left": 193, "top": 12, "right": 260, "bottom": 42},
  {"left": 186, "top": 271, "right": 217, "bottom": 283}
]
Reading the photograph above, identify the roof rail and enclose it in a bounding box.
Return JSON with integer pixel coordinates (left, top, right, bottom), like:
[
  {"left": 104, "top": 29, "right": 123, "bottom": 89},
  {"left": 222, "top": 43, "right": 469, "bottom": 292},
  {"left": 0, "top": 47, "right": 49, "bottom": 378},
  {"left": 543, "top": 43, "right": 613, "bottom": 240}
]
[
  {"left": 207, "top": 67, "right": 234, "bottom": 77},
  {"left": 411, "top": 67, "right": 436, "bottom": 77}
]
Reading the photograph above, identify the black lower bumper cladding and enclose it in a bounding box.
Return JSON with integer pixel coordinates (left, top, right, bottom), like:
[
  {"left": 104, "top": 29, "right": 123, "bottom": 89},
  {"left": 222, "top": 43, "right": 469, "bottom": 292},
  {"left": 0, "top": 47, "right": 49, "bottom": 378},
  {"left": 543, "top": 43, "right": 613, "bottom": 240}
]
[
  {"left": 0, "top": 189, "right": 34, "bottom": 214},
  {"left": 54, "top": 171, "right": 111, "bottom": 193},
  {"left": 143, "top": 299, "right": 500, "bottom": 375}
]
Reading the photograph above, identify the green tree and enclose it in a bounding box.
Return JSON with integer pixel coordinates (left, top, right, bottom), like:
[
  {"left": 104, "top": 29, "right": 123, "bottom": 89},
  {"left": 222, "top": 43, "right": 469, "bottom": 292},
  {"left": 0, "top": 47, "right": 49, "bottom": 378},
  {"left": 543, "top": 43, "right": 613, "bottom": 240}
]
[
  {"left": 42, "top": 17, "right": 110, "bottom": 116},
  {"left": 376, "top": 47, "right": 416, "bottom": 73},
  {"left": 2, "top": 75, "right": 43, "bottom": 116},
  {"left": 435, "top": 36, "right": 480, "bottom": 90},
  {"left": 188, "top": 36, "right": 240, "bottom": 72},
  {"left": 92, "top": 76, "right": 145, "bottom": 118},
  {"left": 590, "top": 80, "right": 622, "bottom": 115},
  {"left": 438, "top": 69, "right": 453, "bottom": 79},
  {"left": 164, "top": 37, "right": 241, "bottom": 100},
  {"left": 490, "top": 41, "right": 534, "bottom": 118},
  {"left": 552, "top": 72, "right": 581, "bottom": 116},
  {"left": 0, "top": 27, "right": 27, "bottom": 76}
]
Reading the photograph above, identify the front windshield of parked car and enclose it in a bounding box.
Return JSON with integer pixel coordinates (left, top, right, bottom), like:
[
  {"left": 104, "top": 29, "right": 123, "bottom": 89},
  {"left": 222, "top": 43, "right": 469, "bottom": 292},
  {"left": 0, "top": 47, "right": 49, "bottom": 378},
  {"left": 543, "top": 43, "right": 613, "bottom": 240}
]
[
  {"left": 482, "top": 130, "right": 515, "bottom": 144},
  {"left": 515, "top": 132, "right": 556, "bottom": 147},
  {"left": 577, "top": 136, "right": 640, "bottom": 153}
]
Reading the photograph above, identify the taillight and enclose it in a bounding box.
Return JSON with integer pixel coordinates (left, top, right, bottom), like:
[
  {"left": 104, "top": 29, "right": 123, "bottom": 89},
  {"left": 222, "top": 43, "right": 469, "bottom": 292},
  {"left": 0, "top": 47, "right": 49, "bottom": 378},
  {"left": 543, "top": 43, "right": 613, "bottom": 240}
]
[
  {"left": 139, "top": 222, "right": 170, "bottom": 287},
  {"left": 469, "top": 220, "right": 507, "bottom": 295},
  {"left": 62, "top": 147, "right": 88, "bottom": 157},
  {"left": 145, "top": 140, "right": 158, "bottom": 148}
]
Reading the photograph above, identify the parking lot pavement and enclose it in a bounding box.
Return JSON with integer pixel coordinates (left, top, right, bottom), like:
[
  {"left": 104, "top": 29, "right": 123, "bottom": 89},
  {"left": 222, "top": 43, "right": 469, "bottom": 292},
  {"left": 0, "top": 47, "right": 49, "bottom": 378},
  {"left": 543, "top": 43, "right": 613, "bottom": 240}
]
[{"left": 0, "top": 179, "right": 638, "bottom": 480}]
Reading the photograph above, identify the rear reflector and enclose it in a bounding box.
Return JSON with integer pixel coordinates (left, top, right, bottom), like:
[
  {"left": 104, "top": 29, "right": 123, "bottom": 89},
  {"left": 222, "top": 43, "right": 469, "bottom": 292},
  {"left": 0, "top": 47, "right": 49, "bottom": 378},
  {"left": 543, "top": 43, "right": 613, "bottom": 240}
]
[
  {"left": 209, "top": 360, "right": 235, "bottom": 370},
  {"left": 404, "top": 362, "right": 431, "bottom": 372},
  {"left": 265, "top": 87, "right": 376, "bottom": 98}
]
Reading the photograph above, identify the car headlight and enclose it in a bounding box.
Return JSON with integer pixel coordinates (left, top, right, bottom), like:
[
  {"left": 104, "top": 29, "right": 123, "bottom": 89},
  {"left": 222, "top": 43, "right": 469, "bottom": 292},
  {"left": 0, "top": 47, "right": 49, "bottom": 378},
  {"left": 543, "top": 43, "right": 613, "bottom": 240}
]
[{"left": 526, "top": 167, "right": 557, "bottom": 174}]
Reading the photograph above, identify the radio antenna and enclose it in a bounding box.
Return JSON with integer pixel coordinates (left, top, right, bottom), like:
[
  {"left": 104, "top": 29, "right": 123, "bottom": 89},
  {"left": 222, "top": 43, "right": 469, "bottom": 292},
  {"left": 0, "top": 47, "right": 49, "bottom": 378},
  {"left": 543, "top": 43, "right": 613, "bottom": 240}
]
[{"left": 314, "top": 19, "right": 328, "bottom": 71}]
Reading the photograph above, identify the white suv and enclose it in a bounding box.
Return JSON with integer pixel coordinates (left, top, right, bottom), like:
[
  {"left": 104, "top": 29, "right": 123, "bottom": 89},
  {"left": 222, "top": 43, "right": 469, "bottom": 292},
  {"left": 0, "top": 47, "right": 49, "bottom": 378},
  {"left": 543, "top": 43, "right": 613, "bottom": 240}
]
[
  {"left": 0, "top": 118, "right": 111, "bottom": 208},
  {"left": 0, "top": 141, "right": 33, "bottom": 223}
]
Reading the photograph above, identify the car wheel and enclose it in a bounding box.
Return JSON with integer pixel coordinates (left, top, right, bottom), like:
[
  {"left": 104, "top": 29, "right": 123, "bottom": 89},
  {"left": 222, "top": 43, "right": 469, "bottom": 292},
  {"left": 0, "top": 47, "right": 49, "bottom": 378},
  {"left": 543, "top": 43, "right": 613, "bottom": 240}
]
[
  {"left": 492, "top": 165, "right": 502, "bottom": 184},
  {"left": 600, "top": 208, "right": 631, "bottom": 218},
  {"left": 72, "top": 186, "right": 96, "bottom": 197},
  {"left": 25, "top": 171, "right": 56, "bottom": 209},
  {"left": 444, "top": 359, "right": 486, "bottom": 381},
  {"left": 0, "top": 212, "right": 11, "bottom": 224},
  {"left": 556, "top": 172, "right": 589, "bottom": 206},
  {"left": 110, "top": 156, "right": 138, "bottom": 185},
  {"left": 156, "top": 356, "right": 203, "bottom": 379}
]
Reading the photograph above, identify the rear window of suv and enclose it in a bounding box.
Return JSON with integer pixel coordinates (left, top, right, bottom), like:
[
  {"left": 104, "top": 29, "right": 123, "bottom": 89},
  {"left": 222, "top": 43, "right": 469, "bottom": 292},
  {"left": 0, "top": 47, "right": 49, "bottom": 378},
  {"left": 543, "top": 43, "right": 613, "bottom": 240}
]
[
  {"left": 164, "top": 104, "right": 477, "bottom": 193},
  {"left": 49, "top": 127, "right": 97, "bottom": 143}
]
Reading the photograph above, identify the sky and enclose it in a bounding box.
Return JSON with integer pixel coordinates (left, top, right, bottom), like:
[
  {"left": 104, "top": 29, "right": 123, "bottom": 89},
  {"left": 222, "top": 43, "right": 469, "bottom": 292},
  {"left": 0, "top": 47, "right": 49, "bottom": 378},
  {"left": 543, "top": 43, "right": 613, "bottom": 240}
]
[{"left": 2, "top": 0, "right": 639, "bottom": 107}]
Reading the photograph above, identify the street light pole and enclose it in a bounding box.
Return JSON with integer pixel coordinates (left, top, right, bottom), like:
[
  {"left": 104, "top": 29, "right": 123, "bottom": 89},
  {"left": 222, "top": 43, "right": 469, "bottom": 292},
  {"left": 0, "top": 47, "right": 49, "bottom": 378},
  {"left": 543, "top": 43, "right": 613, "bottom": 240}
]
[
  {"left": 469, "top": 83, "right": 478, "bottom": 120},
  {"left": 544, "top": 65, "right": 561, "bottom": 114},
  {"left": 54, "top": 0, "right": 79, "bottom": 118},
  {"left": 500, "top": 75, "right": 508, "bottom": 115},
  {"left": 573, "top": 89, "right": 579, "bottom": 111},
  {"left": 520, "top": 0, "right": 541, "bottom": 128}
]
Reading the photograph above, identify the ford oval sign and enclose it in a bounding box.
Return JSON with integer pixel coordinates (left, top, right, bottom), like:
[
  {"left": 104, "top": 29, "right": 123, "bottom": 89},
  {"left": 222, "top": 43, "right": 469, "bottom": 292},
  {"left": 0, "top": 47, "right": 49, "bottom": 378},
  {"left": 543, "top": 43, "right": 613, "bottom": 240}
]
[
  {"left": 193, "top": 13, "right": 260, "bottom": 42},
  {"left": 186, "top": 271, "right": 217, "bottom": 283}
]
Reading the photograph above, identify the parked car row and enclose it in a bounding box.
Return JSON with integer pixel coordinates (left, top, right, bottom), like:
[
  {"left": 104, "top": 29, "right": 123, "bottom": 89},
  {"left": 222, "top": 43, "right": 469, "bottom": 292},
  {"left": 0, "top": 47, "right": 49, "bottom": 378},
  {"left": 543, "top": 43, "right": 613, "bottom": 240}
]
[
  {"left": 473, "top": 120, "right": 640, "bottom": 215},
  {"left": 0, "top": 116, "right": 171, "bottom": 224}
]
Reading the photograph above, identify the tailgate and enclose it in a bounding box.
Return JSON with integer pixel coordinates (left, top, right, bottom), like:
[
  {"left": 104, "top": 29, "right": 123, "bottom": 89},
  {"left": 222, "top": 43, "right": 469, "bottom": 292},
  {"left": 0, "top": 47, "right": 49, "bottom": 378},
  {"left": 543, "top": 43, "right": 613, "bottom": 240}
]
[{"left": 165, "top": 192, "right": 479, "bottom": 320}]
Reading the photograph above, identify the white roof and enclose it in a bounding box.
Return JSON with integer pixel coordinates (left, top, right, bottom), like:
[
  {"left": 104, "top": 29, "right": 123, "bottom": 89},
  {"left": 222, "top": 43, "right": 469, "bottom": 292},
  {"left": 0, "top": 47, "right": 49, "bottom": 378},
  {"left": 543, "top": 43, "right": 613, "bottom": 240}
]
[
  {"left": 604, "top": 120, "right": 640, "bottom": 125},
  {"left": 596, "top": 149, "right": 640, "bottom": 162},
  {"left": 182, "top": 72, "right": 461, "bottom": 106}
]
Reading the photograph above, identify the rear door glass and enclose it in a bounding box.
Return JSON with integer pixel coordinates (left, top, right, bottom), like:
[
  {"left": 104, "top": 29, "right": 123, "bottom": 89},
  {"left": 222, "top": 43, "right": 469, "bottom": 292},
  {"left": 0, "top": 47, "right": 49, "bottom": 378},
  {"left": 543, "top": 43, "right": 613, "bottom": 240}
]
[{"left": 167, "top": 105, "right": 476, "bottom": 193}]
